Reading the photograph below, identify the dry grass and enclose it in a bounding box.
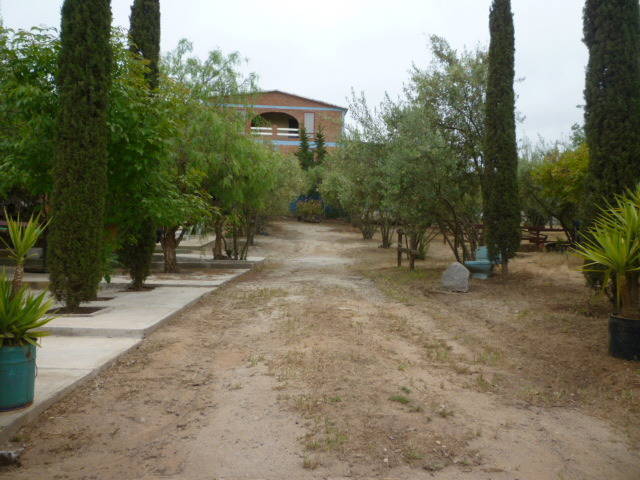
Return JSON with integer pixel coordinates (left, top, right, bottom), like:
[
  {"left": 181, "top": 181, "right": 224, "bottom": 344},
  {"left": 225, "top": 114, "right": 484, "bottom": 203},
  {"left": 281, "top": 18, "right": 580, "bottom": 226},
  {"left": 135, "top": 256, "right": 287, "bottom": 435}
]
[
  {"left": 357, "top": 237, "right": 640, "bottom": 444},
  {"left": 260, "top": 275, "right": 483, "bottom": 475}
]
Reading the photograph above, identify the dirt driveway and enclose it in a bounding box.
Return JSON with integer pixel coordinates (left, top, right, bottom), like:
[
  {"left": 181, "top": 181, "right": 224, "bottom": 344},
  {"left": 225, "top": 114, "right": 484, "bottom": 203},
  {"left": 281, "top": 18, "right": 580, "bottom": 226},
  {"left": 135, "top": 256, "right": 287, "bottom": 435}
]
[{"left": 1, "top": 220, "right": 638, "bottom": 479}]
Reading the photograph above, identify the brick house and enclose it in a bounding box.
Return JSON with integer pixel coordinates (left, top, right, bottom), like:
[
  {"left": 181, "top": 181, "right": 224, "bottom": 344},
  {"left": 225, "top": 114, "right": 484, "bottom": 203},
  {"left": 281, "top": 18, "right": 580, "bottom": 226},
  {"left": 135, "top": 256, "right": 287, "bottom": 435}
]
[{"left": 223, "top": 90, "right": 347, "bottom": 155}]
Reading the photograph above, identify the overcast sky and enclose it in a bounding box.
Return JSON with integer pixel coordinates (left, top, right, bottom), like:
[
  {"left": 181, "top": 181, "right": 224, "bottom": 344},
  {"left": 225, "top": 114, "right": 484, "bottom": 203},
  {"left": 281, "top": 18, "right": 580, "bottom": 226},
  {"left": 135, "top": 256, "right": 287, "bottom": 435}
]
[{"left": 2, "top": 0, "right": 587, "bottom": 144}]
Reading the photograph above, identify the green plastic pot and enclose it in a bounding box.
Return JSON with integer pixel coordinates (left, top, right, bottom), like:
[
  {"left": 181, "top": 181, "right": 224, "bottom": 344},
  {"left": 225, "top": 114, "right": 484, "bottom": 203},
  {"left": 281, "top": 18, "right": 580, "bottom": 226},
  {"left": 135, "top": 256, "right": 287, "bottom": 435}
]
[{"left": 0, "top": 344, "right": 37, "bottom": 411}]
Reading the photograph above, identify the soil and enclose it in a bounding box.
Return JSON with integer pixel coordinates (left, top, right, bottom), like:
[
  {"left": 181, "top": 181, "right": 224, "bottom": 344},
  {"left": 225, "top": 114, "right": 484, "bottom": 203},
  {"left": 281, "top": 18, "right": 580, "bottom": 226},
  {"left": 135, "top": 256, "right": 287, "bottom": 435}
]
[{"left": 1, "top": 219, "right": 639, "bottom": 479}]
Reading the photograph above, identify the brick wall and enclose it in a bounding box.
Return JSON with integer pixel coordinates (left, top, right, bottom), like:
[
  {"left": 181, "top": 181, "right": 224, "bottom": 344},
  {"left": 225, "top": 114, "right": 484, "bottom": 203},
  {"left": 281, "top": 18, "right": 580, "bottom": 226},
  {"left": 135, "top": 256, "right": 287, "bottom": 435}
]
[{"left": 233, "top": 91, "right": 346, "bottom": 150}]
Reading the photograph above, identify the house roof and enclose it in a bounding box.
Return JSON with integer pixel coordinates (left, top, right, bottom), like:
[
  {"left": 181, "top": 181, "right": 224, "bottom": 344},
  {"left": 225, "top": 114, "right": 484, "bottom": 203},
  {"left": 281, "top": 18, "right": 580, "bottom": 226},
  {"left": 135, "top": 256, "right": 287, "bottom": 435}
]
[{"left": 251, "top": 90, "right": 348, "bottom": 112}]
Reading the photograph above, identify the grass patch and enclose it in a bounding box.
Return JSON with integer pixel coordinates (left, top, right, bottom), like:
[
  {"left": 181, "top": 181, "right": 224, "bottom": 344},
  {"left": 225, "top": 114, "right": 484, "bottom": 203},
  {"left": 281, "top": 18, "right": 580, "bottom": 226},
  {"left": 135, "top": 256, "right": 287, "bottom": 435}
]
[
  {"left": 424, "top": 339, "right": 453, "bottom": 363},
  {"left": 474, "top": 347, "right": 503, "bottom": 367},
  {"left": 389, "top": 395, "right": 411, "bottom": 405},
  {"left": 403, "top": 447, "right": 424, "bottom": 461},
  {"left": 238, "top": 287, "right": 288, "bottom": 305},
  {"left": 303, "top": 456, "right": 321, "bottom": 470}
]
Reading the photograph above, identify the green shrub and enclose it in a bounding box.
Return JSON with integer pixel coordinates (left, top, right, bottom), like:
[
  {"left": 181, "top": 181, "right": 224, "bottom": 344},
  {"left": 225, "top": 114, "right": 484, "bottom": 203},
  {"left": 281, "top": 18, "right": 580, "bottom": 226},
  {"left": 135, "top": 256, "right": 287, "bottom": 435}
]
[
  {"left": 297, "top": 200, "right": 323, "bottom": 222},
  {"left": 0, "top": 271, "right": 55, "bottom": 347}
]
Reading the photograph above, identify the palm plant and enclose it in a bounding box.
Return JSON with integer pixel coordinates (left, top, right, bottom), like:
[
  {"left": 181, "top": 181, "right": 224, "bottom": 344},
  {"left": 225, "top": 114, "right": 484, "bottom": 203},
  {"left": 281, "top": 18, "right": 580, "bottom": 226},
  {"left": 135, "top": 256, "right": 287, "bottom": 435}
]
[
  {"left": 574, "top": 187, "right": 640, "bottom": 319},
  {"left": 1, "top": 212, "right": 48, "bottom": 296},
  {"left": 0, "top": 271, "right": 54, "bottom": 347}
]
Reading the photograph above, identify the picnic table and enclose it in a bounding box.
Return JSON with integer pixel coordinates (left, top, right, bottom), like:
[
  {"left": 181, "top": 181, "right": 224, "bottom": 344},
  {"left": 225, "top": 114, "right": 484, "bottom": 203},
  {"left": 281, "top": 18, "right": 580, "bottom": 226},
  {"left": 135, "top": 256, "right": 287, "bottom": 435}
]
[{"left": 475, "top": 224, "right": 568, "bottom": 251}]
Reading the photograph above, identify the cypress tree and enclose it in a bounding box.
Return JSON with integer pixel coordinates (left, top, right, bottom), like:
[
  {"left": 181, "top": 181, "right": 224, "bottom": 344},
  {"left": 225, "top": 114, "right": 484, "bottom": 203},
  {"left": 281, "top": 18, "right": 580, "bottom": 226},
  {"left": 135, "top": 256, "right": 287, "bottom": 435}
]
[
  {"left": 483, "top": 0, "right": 520, "bottom": 274},
  {"left": 315, "top": 128, "right": 327, "bottom": 166},
  {"left": 583, "top": 0, "right": 640, "bottom": 221},
  {"left": 49, "top": 0, "right": 112, "bottom": 310},
  {"left": 129, "top": 0, "right": 160, "bottom": 90},
  {"left": 118, "top": 0, "right": 161, "bottom": 290},
  {"left": 296, "top": 127, "right": 314, "bottom": 170}
]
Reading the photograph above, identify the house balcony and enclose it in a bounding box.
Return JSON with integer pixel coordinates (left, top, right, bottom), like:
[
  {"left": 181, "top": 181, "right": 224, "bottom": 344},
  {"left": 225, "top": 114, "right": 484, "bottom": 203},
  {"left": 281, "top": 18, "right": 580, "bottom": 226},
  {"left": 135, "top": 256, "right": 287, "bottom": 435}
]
[{"left": 250, "top": 126, "right": 300, "bottom": 138}]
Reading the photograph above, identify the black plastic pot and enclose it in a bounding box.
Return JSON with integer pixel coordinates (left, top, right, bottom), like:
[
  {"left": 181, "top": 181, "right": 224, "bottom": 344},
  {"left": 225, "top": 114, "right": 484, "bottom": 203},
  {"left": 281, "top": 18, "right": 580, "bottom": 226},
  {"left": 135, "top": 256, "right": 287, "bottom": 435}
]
[{"left": 609, "top": 315, "right": 640, "bottom": 361}]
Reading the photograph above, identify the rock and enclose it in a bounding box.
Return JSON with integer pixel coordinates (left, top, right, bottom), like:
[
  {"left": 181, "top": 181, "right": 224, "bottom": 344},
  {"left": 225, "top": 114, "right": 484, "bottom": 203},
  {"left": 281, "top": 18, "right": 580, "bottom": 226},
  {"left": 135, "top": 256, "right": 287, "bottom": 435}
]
[
  {"left": 0, "top": 449, "right": 23, "bottom": 466},
  {"left": 441, "top": 262, "right": 470, "bottom": 293}
]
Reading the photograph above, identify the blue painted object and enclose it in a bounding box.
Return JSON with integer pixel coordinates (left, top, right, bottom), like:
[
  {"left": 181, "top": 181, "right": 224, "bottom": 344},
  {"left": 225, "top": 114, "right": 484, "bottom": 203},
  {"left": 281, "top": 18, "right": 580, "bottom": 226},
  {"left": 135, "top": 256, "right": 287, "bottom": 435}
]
[
  {"left": 464, "top": 246, "right": 501, "bottom": 279},
  {"left": 0, "top": 344, "right": 36, "bottom": 411},
  {"left": 221, "top": 103, "right": 346, "bottom": 112}
]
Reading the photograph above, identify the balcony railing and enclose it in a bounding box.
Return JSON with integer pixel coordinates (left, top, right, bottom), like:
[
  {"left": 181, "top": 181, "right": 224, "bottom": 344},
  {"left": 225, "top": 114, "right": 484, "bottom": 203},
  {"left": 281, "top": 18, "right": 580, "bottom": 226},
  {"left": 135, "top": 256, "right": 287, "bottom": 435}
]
[
  {"left": 277, "top": 127, "right": 300, "bottom": 138},
  {"left": 250, "top": 126, "right": 300, "bottom": 138}
]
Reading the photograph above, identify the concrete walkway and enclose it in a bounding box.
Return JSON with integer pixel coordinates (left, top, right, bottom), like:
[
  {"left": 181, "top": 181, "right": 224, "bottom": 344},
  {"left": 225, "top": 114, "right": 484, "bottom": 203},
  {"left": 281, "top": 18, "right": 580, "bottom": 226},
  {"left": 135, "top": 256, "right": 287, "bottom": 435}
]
[{"left": 0, "top": 268, "right": 253, "bottom": 442}]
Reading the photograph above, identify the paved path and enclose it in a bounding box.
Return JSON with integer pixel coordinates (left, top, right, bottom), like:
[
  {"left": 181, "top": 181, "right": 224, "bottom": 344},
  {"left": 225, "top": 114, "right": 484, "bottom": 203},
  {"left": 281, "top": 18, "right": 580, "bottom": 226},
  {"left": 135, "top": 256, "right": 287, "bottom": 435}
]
[{"left": 1, "top": 220, "right": 638, "bottom": 480}]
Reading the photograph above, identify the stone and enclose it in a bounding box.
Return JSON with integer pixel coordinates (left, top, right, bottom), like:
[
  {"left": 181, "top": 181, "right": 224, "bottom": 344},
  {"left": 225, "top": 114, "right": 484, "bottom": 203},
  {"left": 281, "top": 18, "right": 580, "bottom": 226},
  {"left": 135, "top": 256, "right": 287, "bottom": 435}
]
[
  {"left": 441, "top": 262, "right": 470, "bottom": 293},
  {"left": 0, "top": 449, "right": 23, "bottom": 466}
]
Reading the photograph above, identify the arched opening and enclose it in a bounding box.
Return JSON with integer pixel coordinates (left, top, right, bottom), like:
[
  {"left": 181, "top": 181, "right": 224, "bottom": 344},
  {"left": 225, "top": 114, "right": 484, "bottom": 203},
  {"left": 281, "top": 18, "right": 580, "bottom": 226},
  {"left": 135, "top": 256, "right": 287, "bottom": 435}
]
[{"left": 250, "top": 112, "right": 299, "bottom": 138}]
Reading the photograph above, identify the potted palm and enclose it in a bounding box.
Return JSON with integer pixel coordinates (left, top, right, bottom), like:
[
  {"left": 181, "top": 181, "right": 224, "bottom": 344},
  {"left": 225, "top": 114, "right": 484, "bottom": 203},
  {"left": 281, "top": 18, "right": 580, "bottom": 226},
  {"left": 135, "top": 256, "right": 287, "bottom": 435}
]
[
  {"left": 574, "top": 187, "right": 640, "bottom": 360},
  {"left": 0, "top": 214, "right": 55, "bottom": 411}
]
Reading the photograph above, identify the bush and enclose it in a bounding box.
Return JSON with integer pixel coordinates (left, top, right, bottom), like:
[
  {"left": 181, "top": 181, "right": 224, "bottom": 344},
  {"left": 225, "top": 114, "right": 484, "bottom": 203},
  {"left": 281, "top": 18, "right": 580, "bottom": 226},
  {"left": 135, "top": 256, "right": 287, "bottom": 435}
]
[{"left": 297, "top": 200, "right": 323, "bottom": 222}]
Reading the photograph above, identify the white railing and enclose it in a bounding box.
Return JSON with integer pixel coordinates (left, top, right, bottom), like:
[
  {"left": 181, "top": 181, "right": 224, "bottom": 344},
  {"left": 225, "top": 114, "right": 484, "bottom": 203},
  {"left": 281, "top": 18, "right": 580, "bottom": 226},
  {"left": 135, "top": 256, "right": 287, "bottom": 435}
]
[
  {"left": 250, "top": 126, "right": 300, "bottom": 138},
  {"left": 277, "top": 127, "right": 299, "bottom": 138},
  {"left": 250, "top": 126, "right": 272, "bottom": 136}
]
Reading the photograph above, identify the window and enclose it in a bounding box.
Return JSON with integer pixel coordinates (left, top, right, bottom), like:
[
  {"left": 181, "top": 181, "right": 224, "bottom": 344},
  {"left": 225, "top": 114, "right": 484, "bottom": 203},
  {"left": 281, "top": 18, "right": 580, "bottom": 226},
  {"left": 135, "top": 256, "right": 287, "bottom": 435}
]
[{"left": 304, "top": 112, "right": 315, "bottom": 133}]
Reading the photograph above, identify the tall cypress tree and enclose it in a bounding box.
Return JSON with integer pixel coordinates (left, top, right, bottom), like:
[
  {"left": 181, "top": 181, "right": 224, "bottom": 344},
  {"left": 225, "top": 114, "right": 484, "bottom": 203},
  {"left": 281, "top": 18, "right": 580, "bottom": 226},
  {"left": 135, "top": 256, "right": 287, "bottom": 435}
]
[
  {"left": 583, "top": 0, "right": 640, "bottom": 222},
  {"left": 483, "top": 0, "right": 520, "bottom": 274},
  {"left": 315, "top": 128, "right": 327, "bottom": 166},
  {"left": 49, "top": 0, "right": 112, "bottom": 310},
  {"left": 117, "top": 0, "right": 161, "bottom": 290},
  {"left": 129, "top": 0, "right": 160, "bottom": 89},
  {"left": 296, "top": 127, "right": 314, "bottom": 170}
]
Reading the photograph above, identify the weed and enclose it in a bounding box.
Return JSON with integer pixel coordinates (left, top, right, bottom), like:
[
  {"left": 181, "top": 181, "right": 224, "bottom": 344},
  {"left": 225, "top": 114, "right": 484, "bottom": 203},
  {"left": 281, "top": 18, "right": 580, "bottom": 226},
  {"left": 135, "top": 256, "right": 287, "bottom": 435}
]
[
  {"left": 325, "top": 431, "right": 348, "bottom": 450},
  {"left": 400, "top": 386, "right": 411, "bottom": 394},
  {"left": 452, "top": 363, "right": 472, "bottom": 375},
  {"left": 403, "top": 447, "right": 424, "bottom": 461},
  {"left": 303, "top": 456, "right": 321, "bottom": 470},
  {"left": 473, "top": 347, "right": 503, "bottom": 367},
  {"left": 294, "top": 395, "right": 321, "bottom": 415},
  {"left": 305, "top": 440, "right": 322, "bottom": 451},
  {"left": 473, "top": 374, "right": 494, "bottom": 392},
  {"left": 436, "top": 404, "right": 454, "bottom": 418},
  {"left": 239, "top": 287, "right": 287, "bottom": 305},
  {"left": 423, "top": 461, "right": 446, "bottom": 472},
  {"left": 424, "top": 339, "right": 452, "bottom": 362},
  {"left": 389, "top": 395, "right": 411, "bottom": 405},
  {"left": 247, "top": 354, "right": 265, "bottom": 367}
]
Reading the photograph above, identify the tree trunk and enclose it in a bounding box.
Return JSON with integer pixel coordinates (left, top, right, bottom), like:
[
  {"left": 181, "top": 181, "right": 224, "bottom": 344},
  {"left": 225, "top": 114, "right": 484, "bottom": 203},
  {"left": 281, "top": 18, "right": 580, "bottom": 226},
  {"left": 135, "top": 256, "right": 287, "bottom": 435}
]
[
  {"left": 212, "top": 220, "right": 225, "bottom": 259},
  {"left": 380, "top": 223, "right": 393, "bottom": 249},
  {"left": 161, "top": 227, "right": 179, "bottom": 273},
  {"left": 232, "top": 226, "right": 239, "bottom": 260},
  {"left": 11, "top": 263, "right": 24, "bottom": 297},
  {"left": 621, "top": 272, "right": 639, "bottom": 318},
  {"left": 501, "top": 258, "right": 509, "bottom": 275},
  {"left": 240, "top": 226, "right": 252, "bottom": 260},
  {"left": 409, "top": 232, "right": 418, "bottom": 271}
]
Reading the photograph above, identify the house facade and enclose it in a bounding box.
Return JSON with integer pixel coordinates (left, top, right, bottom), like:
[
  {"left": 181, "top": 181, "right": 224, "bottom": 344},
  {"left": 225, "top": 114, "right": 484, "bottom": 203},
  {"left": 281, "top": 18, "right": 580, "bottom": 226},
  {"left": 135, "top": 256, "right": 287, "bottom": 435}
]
[{"left": 223, "top": 90, "right": 347, "bottom": 155}]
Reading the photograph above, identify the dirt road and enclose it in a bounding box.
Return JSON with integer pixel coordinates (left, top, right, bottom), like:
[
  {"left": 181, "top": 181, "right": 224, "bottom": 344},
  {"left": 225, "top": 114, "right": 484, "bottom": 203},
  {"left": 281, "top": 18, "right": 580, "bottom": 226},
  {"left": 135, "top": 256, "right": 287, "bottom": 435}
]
[{"left": 1, "top": 220, "right": 638, "bottom": 479}]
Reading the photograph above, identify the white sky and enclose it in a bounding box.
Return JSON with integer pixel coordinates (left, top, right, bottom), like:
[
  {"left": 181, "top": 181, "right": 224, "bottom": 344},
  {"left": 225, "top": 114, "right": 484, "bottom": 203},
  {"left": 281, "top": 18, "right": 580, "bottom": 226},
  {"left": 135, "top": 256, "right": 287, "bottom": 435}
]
[{"left": 1, "top": 0, "right": 587, "bottom": 143}]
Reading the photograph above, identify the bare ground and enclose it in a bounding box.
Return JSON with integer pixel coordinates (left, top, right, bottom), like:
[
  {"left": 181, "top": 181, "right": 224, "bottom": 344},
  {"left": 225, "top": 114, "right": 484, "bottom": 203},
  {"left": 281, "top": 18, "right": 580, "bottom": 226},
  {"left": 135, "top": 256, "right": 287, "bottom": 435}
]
[{"left": 1, "top": 219, "right": 639, "bottom": 479}]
